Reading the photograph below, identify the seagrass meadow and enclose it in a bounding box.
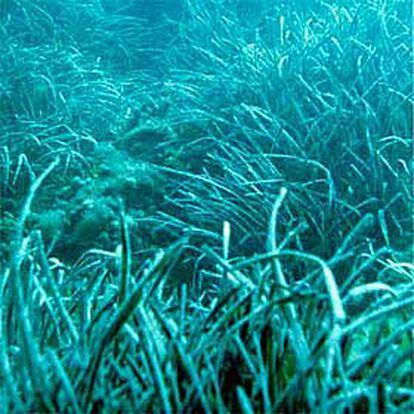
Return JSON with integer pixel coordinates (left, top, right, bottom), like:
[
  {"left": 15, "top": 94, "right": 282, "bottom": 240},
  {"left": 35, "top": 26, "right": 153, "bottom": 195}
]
[{"left": 0, "top": 0, "right": 413, "bottom": 412}]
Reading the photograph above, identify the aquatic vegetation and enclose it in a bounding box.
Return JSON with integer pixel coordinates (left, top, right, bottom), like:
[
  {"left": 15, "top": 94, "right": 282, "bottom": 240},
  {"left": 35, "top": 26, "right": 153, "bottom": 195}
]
[{"left": 0, "top": 0, "right": 412, "bottom": 412}]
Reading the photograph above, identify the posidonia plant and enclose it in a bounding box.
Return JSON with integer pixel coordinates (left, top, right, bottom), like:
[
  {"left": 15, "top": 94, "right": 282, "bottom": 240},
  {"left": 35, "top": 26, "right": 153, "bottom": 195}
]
[{"left": 0, "top": 0, "right": 413, "bottom": 413}]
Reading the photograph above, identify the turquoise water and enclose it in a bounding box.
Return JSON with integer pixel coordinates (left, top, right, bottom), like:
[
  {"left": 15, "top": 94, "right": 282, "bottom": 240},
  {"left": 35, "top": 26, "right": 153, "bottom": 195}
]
[{"left": 0, "top": 1, "right": 412, "bottom": 412}]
